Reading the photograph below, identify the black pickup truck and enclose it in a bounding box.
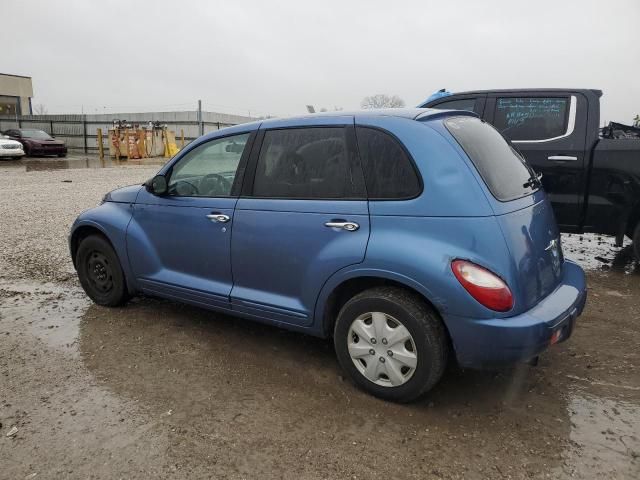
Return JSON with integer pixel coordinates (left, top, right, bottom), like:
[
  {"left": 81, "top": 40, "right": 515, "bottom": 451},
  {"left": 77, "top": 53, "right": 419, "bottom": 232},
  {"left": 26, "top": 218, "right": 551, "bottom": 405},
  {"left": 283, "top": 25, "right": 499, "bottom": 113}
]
[{"left": 421, "top": 89, "right": 640, "bottom": 259}]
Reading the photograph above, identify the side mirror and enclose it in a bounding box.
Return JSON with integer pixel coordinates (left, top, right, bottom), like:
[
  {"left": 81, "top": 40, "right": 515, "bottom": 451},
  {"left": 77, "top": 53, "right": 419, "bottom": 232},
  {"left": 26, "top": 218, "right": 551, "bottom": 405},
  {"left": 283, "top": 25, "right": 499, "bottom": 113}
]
[{"left": 146, "top": 175, "right": 168, "bottom": 195}]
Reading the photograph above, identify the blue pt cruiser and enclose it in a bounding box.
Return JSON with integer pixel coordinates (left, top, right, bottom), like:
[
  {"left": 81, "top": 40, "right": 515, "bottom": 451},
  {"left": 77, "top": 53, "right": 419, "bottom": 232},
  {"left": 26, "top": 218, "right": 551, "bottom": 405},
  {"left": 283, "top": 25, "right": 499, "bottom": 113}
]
[{"left": 70, "top": 108, "right": 587, "bottom": 402}]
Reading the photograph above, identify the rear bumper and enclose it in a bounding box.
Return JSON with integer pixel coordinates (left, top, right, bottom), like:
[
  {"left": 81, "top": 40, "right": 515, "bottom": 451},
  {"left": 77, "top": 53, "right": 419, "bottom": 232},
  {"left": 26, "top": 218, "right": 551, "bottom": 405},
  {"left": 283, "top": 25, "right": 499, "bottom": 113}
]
[{"left": 444, "top": 260, "right": 587, "bottom": 368}]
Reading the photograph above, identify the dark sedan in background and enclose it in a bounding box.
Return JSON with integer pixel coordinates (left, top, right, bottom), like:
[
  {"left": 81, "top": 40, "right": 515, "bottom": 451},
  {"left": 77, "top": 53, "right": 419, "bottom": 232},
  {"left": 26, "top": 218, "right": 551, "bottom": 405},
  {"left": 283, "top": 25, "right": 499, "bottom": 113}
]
[{"left": 2, "top": 128, "right": 67, "bottom": 157}]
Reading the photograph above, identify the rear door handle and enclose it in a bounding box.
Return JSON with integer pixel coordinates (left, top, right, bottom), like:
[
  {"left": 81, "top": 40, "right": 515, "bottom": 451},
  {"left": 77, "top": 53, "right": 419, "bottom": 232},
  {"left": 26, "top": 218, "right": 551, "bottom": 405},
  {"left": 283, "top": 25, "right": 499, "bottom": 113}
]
[
  {"left": 324, "top": 221, "right": 359, "bottom": 231},
  {"left": 548, "top": 155, "right": 578, "bottom": 162},
  {"left": 206, "top": 213, "right": 230, "bottom": 223}
]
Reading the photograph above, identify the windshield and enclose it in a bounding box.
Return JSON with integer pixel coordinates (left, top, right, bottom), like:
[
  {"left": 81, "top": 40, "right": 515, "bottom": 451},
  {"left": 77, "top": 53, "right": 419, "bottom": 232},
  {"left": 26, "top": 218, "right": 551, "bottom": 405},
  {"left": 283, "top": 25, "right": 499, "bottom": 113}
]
[
  {"left": 444, "top": 116, "right": 540, "bottom": 202},
  {"left": 21, "top": 129, "right": 53, "bottom": 140}
]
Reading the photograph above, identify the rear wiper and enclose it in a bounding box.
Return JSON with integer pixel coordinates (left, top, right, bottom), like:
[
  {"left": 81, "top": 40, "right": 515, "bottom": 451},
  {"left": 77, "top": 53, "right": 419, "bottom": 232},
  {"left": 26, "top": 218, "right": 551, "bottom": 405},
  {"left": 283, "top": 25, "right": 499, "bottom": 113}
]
[{"left": 523, "top": 171, "right": 543, "bottom": 189}]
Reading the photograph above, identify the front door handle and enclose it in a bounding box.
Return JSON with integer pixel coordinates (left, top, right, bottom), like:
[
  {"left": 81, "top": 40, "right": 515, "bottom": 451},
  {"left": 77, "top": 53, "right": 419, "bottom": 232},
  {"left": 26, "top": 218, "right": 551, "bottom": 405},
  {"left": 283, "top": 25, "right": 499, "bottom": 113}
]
[
  {"left": 324, "top": 221, "right": 359, "bottom": 232},
  {"left": 206, "top": 213, "right": 230, "bottom": 223},
  {"left": 548, "top": 155, "right": 578, "bottom": 162}
]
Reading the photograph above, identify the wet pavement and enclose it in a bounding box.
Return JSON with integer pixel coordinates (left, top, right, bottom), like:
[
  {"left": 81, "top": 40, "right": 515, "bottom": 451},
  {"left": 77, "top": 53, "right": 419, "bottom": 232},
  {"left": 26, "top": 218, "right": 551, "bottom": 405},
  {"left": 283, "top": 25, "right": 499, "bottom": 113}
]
[
  {"left": 0, "top": 159, "right": 639, "bottom": 479},
  {"left": 1, "top": 153, "right": 168, "bottom": 172}
]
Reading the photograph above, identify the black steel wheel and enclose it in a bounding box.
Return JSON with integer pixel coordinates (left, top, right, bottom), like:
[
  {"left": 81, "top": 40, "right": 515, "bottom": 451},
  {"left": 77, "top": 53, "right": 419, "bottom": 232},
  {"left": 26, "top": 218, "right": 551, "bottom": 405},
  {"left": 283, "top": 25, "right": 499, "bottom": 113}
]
[{"left": 76, "top": 234, "right": 129, "bottom": 306}]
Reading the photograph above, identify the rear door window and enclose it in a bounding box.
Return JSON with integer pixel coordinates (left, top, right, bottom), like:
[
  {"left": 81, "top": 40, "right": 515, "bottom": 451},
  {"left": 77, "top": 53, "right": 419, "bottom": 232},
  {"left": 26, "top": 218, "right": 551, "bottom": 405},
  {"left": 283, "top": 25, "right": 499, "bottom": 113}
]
[
  {"left": 252, "top": 127, "right": 365, "bottom": 199},
  {"left": 355, "top": 127, "right": 421, "bottom": 199},
  {"left": 444, "top": 116, "right": 538, "bottom": 201},
  {"left": 493, "top": 97, "right": 569, "bottom": 141}
]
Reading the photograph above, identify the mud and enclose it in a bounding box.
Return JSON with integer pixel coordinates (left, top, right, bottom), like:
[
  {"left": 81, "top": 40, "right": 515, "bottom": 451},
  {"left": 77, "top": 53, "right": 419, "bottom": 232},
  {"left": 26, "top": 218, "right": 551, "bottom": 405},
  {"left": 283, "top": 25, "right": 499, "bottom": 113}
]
[{"left": 0, "top": 159, "right": 639, "bottom": 479}]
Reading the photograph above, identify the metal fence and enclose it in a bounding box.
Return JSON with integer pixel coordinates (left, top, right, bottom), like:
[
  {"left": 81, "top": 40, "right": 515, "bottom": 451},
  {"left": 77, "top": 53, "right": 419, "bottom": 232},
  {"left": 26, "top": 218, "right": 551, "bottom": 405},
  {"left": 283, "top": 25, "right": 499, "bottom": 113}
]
[{"left": 0, "top": 110, "right": 256, "bottom": 153}]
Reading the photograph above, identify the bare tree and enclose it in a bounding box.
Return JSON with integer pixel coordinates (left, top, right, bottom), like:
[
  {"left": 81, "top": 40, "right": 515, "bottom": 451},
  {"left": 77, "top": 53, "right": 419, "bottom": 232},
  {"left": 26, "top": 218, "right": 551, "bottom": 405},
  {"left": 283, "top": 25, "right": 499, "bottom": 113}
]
[
  {"left": 360, "top": 94, "right": 405, "bottom": 109},
  {"left": 33, "top": 104, "right": 48, "bottom": 115}
]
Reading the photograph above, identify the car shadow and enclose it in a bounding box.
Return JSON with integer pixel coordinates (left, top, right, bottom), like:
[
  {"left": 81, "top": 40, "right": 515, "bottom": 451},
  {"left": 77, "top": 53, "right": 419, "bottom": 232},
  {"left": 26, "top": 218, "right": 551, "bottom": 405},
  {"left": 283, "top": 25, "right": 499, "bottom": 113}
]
[{"left": 79, "top": 296, "right": 571, "bottom": 470}]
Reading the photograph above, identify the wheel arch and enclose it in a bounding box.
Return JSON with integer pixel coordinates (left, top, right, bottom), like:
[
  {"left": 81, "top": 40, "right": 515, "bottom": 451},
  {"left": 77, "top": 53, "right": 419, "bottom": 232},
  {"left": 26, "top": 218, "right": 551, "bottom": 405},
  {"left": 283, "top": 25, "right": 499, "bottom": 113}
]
[
  {"left": 316, "top": 268, "right": 449, "bottom": 339},
  {"left": 69, "top": 223, "right": 113, "bottom": 269}
]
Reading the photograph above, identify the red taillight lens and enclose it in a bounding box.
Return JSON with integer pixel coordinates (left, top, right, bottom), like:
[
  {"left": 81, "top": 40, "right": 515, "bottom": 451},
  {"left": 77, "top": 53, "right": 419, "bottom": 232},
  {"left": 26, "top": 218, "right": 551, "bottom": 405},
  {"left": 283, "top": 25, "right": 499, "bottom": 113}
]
[{"left": 451, "top": 260, "right": 513, "bottom": 312}]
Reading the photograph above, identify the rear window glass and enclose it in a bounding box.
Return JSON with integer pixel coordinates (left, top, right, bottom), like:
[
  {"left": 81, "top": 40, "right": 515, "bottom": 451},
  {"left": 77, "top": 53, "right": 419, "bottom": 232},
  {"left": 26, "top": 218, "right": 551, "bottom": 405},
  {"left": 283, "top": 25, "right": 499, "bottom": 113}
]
[
  {"left": 355, "top": 127, "right": 421, "bottom": 199},
  {"left": 444, "top": 116, "right": 538, "bottom": 201},
  {"left": 493, "top": 97, "right": 568, "bottom": 141}
]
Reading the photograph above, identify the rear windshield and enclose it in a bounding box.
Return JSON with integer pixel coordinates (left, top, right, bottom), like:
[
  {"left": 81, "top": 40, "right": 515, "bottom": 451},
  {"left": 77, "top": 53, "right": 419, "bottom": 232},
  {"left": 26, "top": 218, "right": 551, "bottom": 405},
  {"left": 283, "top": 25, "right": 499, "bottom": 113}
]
[{"left": 444, "top": 116, "right": 539, "bottom": 201}]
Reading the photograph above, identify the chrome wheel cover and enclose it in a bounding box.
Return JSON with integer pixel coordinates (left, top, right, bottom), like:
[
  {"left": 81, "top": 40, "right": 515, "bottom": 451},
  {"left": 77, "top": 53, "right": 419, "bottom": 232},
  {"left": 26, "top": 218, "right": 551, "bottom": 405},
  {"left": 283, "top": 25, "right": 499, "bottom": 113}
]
[{"left": 347, "top": 312, "right": 418, "bottom": 387}]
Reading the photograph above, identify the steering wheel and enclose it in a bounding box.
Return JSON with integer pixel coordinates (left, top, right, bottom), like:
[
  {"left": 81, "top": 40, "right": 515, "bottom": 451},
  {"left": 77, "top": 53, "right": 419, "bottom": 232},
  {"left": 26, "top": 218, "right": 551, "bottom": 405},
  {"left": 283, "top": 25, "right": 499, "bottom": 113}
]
[
  {"left": 171, "top": 179, "right": 199, "bottom": 196},
  {"left": 199, "top": 173, "right": 232, "bottom": 196}
]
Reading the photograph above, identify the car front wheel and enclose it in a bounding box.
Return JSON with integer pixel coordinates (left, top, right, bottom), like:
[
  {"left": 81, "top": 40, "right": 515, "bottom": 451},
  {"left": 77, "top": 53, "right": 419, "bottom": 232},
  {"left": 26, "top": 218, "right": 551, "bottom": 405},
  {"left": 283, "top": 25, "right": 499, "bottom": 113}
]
[
  {"left": 76, "top": 234, "right": 129, "bottom": 306},
  {"left": 334, "top": 286, "right": 448, "bottom": 402}
]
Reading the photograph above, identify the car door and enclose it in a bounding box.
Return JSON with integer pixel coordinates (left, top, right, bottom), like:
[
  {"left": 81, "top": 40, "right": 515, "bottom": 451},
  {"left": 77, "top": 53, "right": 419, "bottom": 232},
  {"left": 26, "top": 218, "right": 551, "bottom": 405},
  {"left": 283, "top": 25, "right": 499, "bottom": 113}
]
[
  {"left": 231, "top": 119, "right": 370, "bottom": 327},
  {"left": 483, "top": 93, "right": 588, "bottom": 230},
  {"left": 126, "top": 131, "right": 255, "bottom": 309}
]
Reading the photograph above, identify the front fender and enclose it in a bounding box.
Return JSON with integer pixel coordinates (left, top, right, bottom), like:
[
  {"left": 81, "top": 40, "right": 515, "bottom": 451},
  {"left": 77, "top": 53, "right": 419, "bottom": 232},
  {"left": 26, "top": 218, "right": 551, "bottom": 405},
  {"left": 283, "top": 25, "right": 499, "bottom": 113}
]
[{"left": 70, "top": 202, "right": 136, "bottom": 291}]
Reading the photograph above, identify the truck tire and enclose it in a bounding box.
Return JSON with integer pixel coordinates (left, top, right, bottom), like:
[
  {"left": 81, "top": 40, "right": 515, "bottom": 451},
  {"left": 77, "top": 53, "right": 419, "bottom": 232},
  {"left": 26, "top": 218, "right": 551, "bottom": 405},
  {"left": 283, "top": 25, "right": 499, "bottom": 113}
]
[{"left": 333, "top": 286, "right": 448, "bottom": 403}]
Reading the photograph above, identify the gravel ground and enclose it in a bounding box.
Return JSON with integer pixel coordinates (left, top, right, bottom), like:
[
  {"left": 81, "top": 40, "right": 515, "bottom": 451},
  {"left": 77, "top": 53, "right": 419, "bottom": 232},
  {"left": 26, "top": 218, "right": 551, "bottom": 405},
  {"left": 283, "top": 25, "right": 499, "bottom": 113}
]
[
  {"left": 0, "top": 160, "right": 158, "bottom": 283},
  {"left": 0, "top": 157, "right": 639, "bottom": 479}
]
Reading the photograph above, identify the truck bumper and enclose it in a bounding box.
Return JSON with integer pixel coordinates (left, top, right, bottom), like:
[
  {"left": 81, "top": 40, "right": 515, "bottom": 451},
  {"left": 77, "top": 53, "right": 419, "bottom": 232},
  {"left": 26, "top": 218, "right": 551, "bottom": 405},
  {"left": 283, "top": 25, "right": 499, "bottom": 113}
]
[{"left": 444, "top": 260, "right": 587, "bottom": 368}]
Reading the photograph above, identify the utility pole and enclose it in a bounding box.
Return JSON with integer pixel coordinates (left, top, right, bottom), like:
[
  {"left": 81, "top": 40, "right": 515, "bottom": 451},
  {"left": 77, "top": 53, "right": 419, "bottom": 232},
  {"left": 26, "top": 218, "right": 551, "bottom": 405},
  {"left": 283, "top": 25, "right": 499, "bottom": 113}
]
[{"left": 197, "top": 99, "right": 204, "bottom": 136}]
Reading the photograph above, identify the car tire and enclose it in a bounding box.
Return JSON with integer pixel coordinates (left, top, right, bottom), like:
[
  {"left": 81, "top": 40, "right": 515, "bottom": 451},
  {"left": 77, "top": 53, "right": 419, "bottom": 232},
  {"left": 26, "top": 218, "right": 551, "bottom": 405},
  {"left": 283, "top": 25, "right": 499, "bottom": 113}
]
[
  {"left": 334, "top": 286, "right": 448, "bottom": 403},
  {"left": 58, "top": 153, "right": 66, "bottom": 158},
  {"left": 633, "top": 222, "right": 640, "bottom": 261},
  {"left": 76, "top": 234, "right": 129, "bottom": 307}
]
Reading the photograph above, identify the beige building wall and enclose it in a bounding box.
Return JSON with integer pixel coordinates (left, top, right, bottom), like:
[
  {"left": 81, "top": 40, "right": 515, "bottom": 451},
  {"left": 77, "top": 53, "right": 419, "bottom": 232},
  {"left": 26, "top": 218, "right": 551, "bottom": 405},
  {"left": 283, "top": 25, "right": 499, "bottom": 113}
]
[{"left": 0, "top": 73, "right": 33, "bottom": 114}]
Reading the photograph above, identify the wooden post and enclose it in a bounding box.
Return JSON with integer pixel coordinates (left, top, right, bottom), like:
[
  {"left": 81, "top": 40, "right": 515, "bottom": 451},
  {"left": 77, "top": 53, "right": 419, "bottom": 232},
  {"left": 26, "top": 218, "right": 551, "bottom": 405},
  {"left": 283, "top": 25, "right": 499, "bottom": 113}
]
[
  {"left": 139, "top": 129, "right": 147, "bottom": 158},
  {"left": 180, "top": 129, "right": 185, "bottom": 148},
  {"left": 125, "top": 129, "right": 130, "bottom": 160},
  {"left": 97, "top": 128, "right": 104, "bottom": 160},
  {"left": 114, "top": 128, "right": 120, "bottom": 161},
  {"left": 163, "top": 128, "right": 170, "bottom": 158}
]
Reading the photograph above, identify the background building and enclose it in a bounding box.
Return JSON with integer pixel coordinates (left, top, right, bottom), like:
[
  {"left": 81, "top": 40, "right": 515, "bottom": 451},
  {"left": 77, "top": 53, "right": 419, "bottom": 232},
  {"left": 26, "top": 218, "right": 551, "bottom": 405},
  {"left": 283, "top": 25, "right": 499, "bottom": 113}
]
[{"left": 0, "top": 73, "right": 33, "bottom": 115}]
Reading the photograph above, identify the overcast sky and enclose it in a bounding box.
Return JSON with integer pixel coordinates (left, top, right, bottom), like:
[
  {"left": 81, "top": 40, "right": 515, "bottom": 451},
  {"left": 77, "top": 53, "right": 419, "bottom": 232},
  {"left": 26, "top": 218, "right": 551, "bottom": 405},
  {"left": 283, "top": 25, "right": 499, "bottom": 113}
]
[{"left": 2, "top": 0, "right": 638, "bottom": 123}]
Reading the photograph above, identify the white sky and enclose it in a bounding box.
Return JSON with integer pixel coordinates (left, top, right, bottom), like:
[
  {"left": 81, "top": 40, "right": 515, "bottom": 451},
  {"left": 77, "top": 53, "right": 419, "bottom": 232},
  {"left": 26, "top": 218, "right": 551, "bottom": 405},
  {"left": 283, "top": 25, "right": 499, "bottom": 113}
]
[{"left": 2, "top": 0, "right": 638, "bottom": 123}]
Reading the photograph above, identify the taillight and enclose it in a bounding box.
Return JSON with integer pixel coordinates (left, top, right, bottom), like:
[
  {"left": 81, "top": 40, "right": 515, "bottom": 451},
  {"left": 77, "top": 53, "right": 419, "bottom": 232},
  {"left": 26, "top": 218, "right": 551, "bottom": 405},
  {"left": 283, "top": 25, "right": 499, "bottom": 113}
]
[{"left": 451, "top": 260, "right": 513, "bottom": 312}]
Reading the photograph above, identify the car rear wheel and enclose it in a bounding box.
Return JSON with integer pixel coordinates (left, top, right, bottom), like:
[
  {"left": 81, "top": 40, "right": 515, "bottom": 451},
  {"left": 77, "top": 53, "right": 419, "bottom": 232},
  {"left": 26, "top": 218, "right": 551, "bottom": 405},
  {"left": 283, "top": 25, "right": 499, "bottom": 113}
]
[
  {"left": 58, "top": 153, "right": 66, "bottom": 158},
  {"left": 633, "top": 222, "right": 640, "bottom": 261},
  {"left": 76, "top": 234, "right": 129, "bottom": 307},
  {"left": 334, "top": 286, "right": 448, "bottom": 402}
]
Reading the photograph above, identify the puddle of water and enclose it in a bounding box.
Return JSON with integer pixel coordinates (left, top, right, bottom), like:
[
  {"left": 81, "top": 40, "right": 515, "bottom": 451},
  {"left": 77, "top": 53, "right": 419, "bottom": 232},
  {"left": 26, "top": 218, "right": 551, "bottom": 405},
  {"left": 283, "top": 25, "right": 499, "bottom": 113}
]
[
  {"left": 559, "top": 392, "right": 640, "bottom": 478},
  {"left": 0, "top": 280, "right": 89, "bottom": 358},
  {"left": 22, "top": 156, "right": 167, "bottom": 172},
  {"left": 562, "top": 233, "right": 638, "bottom": 274}
]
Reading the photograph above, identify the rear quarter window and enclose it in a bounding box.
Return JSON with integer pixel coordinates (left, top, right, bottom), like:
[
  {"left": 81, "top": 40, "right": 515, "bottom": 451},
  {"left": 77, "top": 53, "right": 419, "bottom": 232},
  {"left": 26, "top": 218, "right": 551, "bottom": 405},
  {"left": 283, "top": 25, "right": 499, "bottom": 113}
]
[
  {"left": 444, "top": 116, "right": 538, "bottom": 202},
  {"left": 430, "top": 98, "right": 477, "bottom": 112},
  {"left": 355, "top": 127, "right": 421, "bottom": 199}
]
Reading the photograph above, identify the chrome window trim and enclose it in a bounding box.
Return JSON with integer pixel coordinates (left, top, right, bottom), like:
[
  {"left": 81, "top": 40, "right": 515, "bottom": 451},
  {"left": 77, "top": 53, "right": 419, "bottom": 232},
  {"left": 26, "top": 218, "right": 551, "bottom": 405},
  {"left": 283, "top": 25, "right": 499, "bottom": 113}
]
[{"left": 511, "top": 95, "right": 576, "bottom": 144}]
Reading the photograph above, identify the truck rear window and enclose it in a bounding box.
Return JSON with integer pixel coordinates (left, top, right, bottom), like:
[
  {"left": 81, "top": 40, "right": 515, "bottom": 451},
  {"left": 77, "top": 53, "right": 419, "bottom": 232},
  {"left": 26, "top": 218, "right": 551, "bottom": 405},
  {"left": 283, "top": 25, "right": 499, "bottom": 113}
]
[{"left": 444, "top": 116, "right": 539, "bottom": 201}]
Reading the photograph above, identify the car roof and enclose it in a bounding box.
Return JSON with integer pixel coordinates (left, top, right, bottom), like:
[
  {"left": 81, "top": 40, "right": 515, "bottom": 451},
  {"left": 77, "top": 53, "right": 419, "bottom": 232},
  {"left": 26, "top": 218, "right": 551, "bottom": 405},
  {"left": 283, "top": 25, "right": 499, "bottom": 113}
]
[
  {"left": 196, "top": 108, "right": 478, "bottom": 143},
  {"left": 258, "top": 108, "right": 476, "bottom": 127},
  {"left": 435, "top": 88, "right": 603, "bottom": 97}
]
